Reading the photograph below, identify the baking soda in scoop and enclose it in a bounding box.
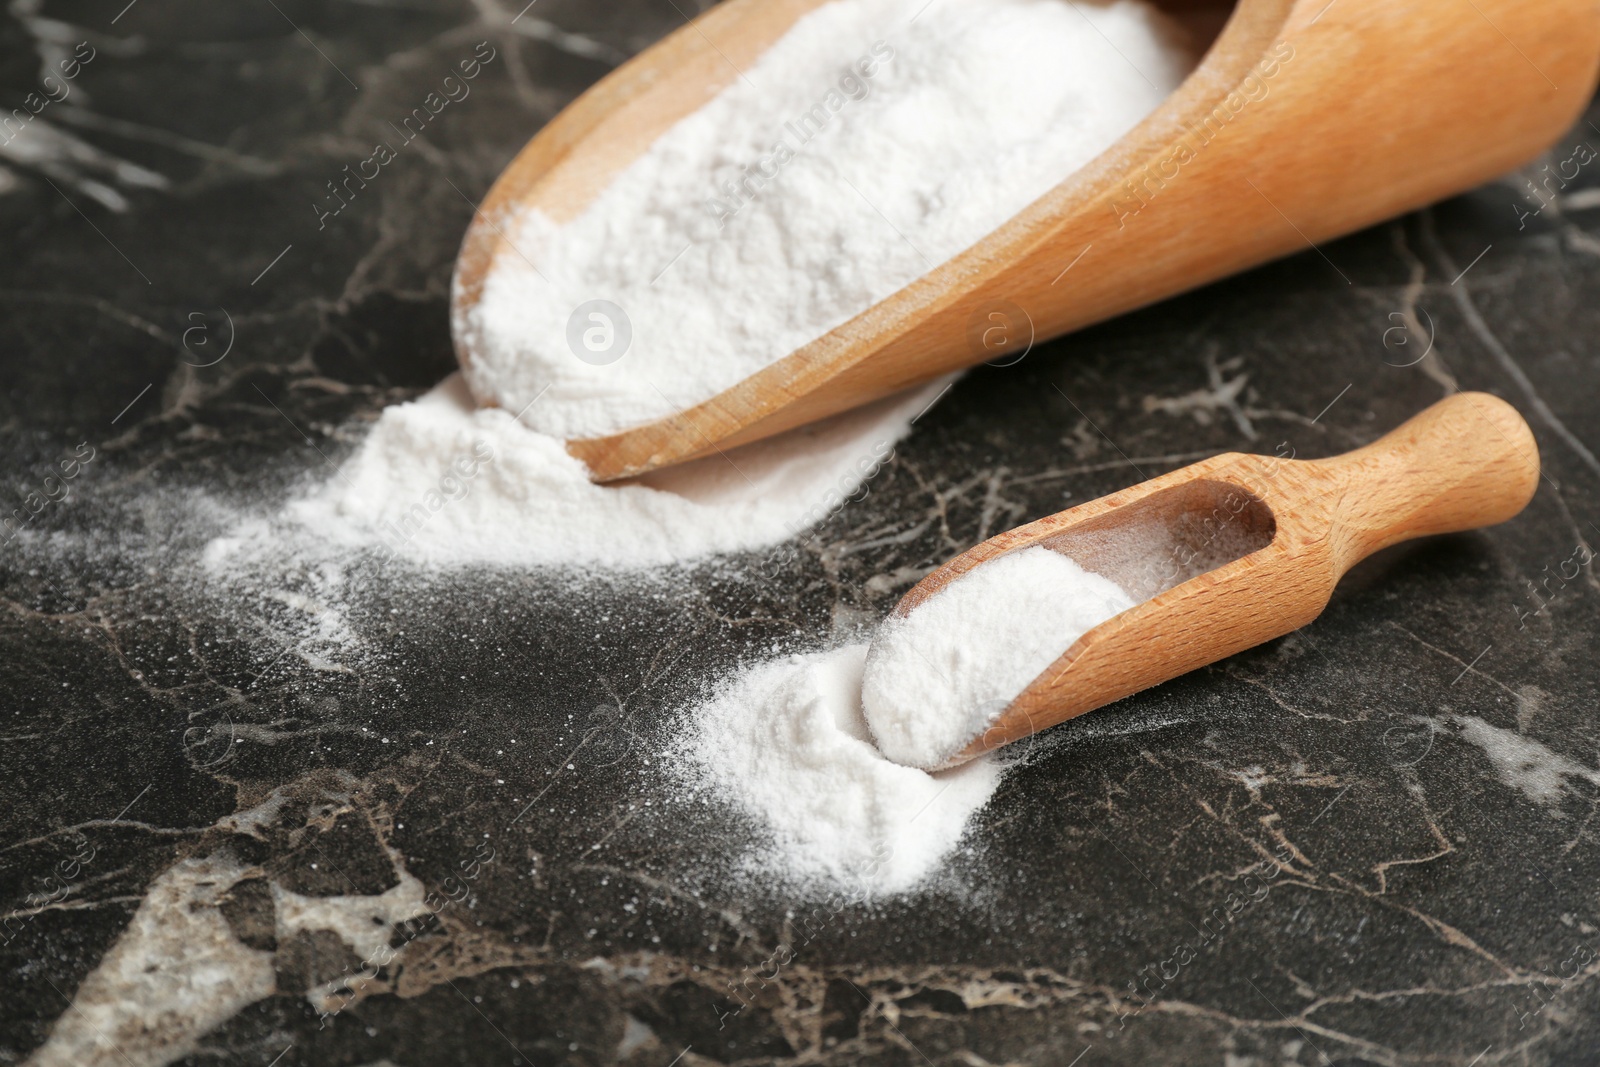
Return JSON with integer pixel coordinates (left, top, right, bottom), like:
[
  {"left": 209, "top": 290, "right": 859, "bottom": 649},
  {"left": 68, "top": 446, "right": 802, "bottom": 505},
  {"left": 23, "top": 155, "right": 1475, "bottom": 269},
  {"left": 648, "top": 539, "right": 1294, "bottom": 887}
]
[
  {"left": 862, "top": 546, "right": 1135, "bottom": 768},
  {"left": 463, "top": 0, "right": 1194, "bottom": 438}
]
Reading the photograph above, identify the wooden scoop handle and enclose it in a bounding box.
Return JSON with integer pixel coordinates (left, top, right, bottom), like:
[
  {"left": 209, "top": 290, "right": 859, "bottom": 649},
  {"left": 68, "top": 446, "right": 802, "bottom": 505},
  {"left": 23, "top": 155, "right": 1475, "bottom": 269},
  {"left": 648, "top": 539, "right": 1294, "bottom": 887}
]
[{"left": 1307, "top": 392, "right": 1539, "bottom": 573}]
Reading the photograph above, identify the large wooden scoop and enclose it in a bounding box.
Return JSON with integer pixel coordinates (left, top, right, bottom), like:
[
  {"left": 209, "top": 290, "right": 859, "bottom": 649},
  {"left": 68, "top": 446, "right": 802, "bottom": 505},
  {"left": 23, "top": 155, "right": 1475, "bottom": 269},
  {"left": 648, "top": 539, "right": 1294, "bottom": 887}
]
[{"left": 452, "top": 0, "right": 1598, "bottom": 481}]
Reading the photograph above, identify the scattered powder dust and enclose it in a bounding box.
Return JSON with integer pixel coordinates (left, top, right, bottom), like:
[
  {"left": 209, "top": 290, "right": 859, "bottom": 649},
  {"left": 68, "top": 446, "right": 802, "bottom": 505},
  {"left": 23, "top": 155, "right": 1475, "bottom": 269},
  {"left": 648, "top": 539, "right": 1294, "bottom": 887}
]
[
  {"left": 862, "top": 545, "right": 1136, "bottom": 769},
  {"left": 203, "top": 372, "right": 941, "bottom": 571},
  {"left": 672, "top": 644, "right": 1003, "bottom": 893},
  {"left": 461, "top": 0, "right": 1195, "bottom": 438}
]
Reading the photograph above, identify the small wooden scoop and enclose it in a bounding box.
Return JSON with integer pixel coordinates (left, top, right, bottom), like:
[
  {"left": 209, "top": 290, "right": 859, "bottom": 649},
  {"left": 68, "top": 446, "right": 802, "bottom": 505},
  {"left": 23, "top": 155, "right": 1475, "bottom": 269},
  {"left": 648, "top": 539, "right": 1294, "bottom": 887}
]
[
  {"left": 452, "top": 0, "right": 1598, "bottom": 482},
  {"left": 888, "top": 392, "right": 1539, "bottom": 770}
]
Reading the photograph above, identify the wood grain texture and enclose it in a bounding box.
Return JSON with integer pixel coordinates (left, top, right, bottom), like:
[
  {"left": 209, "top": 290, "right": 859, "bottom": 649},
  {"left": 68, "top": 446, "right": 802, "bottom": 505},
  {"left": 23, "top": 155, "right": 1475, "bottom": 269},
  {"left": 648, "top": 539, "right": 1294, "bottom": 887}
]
[
  {"left": 904, "top": 392, "right": 1541, "bottom": 769},
  {"left": 450, "top": 0, "right": 1600, "bottom": 481}
]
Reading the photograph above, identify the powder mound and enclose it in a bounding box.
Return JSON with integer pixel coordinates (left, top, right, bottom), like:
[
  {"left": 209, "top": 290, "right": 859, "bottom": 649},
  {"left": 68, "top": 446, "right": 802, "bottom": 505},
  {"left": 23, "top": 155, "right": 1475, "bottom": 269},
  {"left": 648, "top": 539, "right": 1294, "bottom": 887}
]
[
  {"left": 862, "top": 546, "right": 1136, "bottom": 769},
  {"left": 256, "top": 373, "right": 938, "bottom": 570},
  {"left": 462, "top": 0, "right": 1195, "bottom": 438},
  {"left": 673, "top": 644, "right": 1002, "bottom": 894}
]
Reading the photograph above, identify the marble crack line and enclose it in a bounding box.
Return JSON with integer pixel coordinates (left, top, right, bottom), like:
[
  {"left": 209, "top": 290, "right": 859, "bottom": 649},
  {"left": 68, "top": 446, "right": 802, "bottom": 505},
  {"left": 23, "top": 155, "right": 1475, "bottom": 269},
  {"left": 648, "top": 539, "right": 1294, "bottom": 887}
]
[
  {"left": 1368, "top": 789, "right": 1455, "bottom": 899},
  {"left": 1384, "top": 622, "right": 1519, "bottom": 698},
  {"left": 467, "top": 0, "right": 628, "bottom": 65},
  {"left": 696, "top": 602, "right": 806, "bottom": 634},
  {"left": 1110, "top": 992, "right": 1409, "bottom": 1067},
  {"left": 1333, "top": 875, "right": 1519, "bottom": 979},
  {"left": 1540, "top": 484, "right": 1600, "bottom": 597},
  {"left": 3, "top": 862, "right": 147, "bottom": 907},
  {"left": 1420, "top": 208, "right": 1600, "bottom": 483},
  {"left": 1221, "top": 664, "right": 1363, "bottom": 723},
  {"left": 0, "top": 820, "right": 202, "bottom": 856},
  {"left": 1286, "top": 960, "right": 1600, "bottom": 1026},
  {"left": 1138, "top": 749, "right": 1273, "bottom": 855},
  {"left": 1, "top": 892, "right": 146, "bottom": 923},
  {"left": 832, "top": 517, "right": 937, "bottom": 558},
  {"left": 1141, "top": 349, "right": 1257, "bottom": 440},
  {"left": 1192, "top": 847, "right": 1317, "bottom": 894},
  {"left": 1560, "top": 783, "right": 1600, "bottom": 856},
  {"left": 974, "top": 465, "right": 1027, "bottom": 544},
  {"left": 0, "top": 290, "right": 175, "bottom": 345},
  {"left": 1006, "top": 449, "right": 1218, "bottom": 486},
  {"left": 1386, "top": 221, "right": 1460, "bottom": 395},
  {"left": 898, "top": 458, "right": 994, "bottom": 556},
  {"left": 1112, "top": 754, "right": 1338, "bottom": 916},
  {"left": 50, "top": 106, "right": 280, "bottom": 177},
  {"left": 1366, "top": 838, "right": 1455, "bottom": 897}
]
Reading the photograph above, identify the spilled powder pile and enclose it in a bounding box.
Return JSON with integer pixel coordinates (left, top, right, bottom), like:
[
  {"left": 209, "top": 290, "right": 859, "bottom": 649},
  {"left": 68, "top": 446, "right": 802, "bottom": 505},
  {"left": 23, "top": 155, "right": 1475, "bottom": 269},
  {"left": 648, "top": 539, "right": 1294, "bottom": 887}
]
[
  {"left": 862, "top": 546, "right": 1136, "bottom": 768},
  {"left": 461, "top": 0, "right": 1195, "bottom": 438},
  {"left": 672, "top": 644, "right": 1002, "bottom": 893},
  {"left": 203, "top": 374, "right": 938, "bottom": 571}
]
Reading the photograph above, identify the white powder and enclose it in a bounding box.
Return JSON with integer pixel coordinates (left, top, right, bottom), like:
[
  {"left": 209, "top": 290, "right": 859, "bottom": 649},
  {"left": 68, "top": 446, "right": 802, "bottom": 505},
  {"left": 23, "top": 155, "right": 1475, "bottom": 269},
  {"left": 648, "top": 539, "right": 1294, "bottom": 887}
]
[
  {"left": 673, "top": 644, "right": 1002, "bottom": 893},
  {"left": 862, "top": 545, "right": 1136, "bottom": 768},
  {"left": 461, "top": 0, "right": 1194, "bottom": 438},
  {"left": 204, "top": 373, "right": 939, "bottom": 571}
]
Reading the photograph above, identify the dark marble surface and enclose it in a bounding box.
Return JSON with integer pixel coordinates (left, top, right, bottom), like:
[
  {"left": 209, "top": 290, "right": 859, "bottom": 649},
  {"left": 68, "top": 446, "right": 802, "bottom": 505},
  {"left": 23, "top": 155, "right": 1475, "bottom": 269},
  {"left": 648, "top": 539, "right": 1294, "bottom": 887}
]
[{"left": 4, "top": 2, "right": 1600, "bottom": 1065}]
